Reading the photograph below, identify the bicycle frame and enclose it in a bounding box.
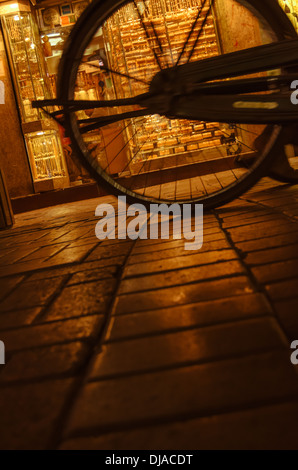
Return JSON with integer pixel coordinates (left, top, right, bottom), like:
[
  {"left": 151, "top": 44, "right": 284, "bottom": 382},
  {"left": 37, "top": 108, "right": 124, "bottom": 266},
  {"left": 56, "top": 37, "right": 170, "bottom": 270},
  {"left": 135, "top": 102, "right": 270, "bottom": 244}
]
[
  {"left": 30, "top": 0, "right": 298, "bottom": 129},
  {"left": 33, "top": 37, "right": 298, "bottom": 127}
]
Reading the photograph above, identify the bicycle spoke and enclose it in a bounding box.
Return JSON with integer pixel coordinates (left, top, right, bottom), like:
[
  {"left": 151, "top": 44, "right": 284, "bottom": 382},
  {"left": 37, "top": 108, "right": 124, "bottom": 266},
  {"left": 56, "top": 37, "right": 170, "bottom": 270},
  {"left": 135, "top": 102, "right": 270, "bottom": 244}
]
[
  {"left": 86, "top": 62, "right": 150, "bottom": 85},
  {"left": 33, "top": 96, "right": 147, "bottom": 112},
  {"left": 221, "top": 128, "right": 255, "bottom": 153},
  {"left": 187, "top": 0, "right": 213, "bottom": 64},
  {"left": 99, "top": 119, "right": 141, "bottom": 160},
  {"left": 78, "top": 109, "right": 151, "bottom": 133},
  {"left": 142, "top": 0, "right": 167, "bottom": 61},
  {"left": 133, "top": 0, "right": 164, "bottom": 70},
  {"left": 118, "top": 125, "right": 154, "bottom": 175},
  {"left": 234, "top": 125, "right": 259, "bottom": 136},
  {"left": 175, "top": 0, "right": 209, "bottom": 66},
  {"left": 57, "top": 0, "right": 296, "bottom": 207},
  {"left": 102, "top": 120, "right": 147, "bottom": 173},
  {"left": 171, "top": 39, "right": 298, "bottom": 85}
]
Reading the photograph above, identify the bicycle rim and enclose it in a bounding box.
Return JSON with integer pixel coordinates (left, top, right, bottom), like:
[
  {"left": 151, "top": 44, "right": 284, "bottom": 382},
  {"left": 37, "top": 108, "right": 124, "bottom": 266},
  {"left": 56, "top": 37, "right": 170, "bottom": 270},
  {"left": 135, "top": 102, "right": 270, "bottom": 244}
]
[{"left": 57, "top": 0, "right": 297, "bottom": 209}]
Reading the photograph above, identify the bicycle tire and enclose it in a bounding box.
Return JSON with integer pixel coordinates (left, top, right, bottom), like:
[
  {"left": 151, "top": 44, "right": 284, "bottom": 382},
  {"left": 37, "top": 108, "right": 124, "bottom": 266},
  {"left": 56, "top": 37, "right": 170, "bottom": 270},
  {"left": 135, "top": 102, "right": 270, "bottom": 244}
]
[
  {"left": 268, "top": 128, "right": 298, "bottom": 184},
  {"left": 57, "top": 0, "right": 298, "bottom": 210}
]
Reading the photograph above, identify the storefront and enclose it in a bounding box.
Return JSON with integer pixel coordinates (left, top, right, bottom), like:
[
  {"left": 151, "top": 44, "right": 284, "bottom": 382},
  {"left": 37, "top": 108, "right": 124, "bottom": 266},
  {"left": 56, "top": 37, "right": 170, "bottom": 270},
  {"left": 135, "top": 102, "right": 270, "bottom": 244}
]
[
  {"left": 0, "top": 0, "right": 297, "bottom": 207},
  {"left": 0, "top": 0, "right": 93, "bottom": 204},
  {"left": 278, "top": 0, "right": 298, "bottom": 31}
]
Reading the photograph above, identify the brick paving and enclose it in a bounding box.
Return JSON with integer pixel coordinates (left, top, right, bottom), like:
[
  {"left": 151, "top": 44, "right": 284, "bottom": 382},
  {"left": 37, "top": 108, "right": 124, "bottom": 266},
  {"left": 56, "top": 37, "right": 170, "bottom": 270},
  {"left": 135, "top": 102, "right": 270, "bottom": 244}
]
[{"left": 0, "top": 179, "right": 298, "bottom": 449}]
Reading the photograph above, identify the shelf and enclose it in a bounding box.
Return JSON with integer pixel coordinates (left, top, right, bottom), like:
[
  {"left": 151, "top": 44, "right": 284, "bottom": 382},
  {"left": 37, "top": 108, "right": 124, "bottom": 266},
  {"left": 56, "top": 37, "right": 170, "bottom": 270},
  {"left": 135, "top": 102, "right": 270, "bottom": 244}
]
[{"left": 100, "top": 1, "right": 225, "bottom": 168}]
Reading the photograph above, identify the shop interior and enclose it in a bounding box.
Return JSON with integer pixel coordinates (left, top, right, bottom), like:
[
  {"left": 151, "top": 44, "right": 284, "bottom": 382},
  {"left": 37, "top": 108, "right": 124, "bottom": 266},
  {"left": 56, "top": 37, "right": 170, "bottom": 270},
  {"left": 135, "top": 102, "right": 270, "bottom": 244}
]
[{"left": 0, "top": 0, "right": 297, "bottom": 204}]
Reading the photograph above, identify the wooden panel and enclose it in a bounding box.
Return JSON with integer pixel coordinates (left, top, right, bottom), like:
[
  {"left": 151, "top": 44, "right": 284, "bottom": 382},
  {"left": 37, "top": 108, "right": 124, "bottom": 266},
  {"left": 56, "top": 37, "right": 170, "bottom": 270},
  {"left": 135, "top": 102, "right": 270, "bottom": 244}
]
[
  {"left": 0, "top": 167, "right": 14, "bottom": 228},
  {"left": 101, "top": 125, "right": 128, "bottom": 175},
  {"left": 0, "top": 27, "right": 33, "bottom": 198},
  {"left": 214, "top": 0, "right": 264, "bottom": 149},
  {"left": 214, "top": 0, "right": 262, "bottom": 54}
]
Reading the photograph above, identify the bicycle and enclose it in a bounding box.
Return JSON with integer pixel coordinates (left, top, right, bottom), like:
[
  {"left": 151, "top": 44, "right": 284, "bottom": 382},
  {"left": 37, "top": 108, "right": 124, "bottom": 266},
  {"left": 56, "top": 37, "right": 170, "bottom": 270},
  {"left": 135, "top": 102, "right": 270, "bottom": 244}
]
[{"left": 33, "top": 0, "right": 298, "bottom": 210}]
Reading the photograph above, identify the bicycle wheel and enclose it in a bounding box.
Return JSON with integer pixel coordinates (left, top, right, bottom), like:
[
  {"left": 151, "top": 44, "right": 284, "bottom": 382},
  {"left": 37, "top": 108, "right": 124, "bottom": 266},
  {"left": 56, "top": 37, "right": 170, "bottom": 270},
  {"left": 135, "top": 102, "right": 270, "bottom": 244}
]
[
  {"left": 268, "top": 125, "right": 298, "bottom": 184},
  {"left": 57, "top": 0, "right": 298, "bottom": 209}
]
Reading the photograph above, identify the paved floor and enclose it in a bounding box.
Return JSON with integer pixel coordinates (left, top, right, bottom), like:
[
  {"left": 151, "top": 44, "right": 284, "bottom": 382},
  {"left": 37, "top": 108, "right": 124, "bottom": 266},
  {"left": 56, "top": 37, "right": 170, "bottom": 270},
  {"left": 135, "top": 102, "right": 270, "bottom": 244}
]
[{"left": 0, "top": 177, "right": 298, "bottom": 450}]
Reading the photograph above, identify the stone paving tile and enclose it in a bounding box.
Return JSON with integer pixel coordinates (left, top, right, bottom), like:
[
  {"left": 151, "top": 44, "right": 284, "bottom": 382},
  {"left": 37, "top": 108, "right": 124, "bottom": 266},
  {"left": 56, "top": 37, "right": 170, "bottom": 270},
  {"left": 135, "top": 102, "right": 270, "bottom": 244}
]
[
  {"left": 115, "top": 276, "right": 254, "bottom": 314},
  {"left": 45, "top": 246, "right": 93, "bottom": 264},
  {"left": 26, "top": 258, "right": 125, "bottom": 281},
  {"left": 0, "top": 307, "right": 41, "bottom": 331},
  {"left": 0, "top": 277, "right": 66, "bottom": 312},
  {"left": 0, "top": 186, "right": 298, "bottom": 449},
  {"left": 52, "top": 228, "right": 94, "bottom": 243},
  {"left": 257, "top": 196, "right": 298, "bottom": 208},
  {"left": 37, "top": 229, "right": 78, "bottom": 244},
  {"left": 266, "top": 278, "right": 298, "bottom": 301},
  {"left": 252, "top": 260, "right": 298, "bottom": 284},
  {"left": 60, "top": 400, "right": 298, "bottom": 450},
  {"left": 20, "top": 244, "right": 70, "bottom": 262},
  {"left": 227, "top": 221, "right": 298, "bottom": 243},
  {"left": 85, "top": 242, "right": 134, "bottom": 261},
  {"left": 244, "top": 244, "right": 298, "bottom": 266},
  {"left": 0, "top": 246, "right": 42, "bottom": 265},
  {"left": 108, "top": 293, "right": 271, "bottom": 342},
  {"left": 89, "top": 318, "right": 286, "bottom": 379},
  {"left": 100, "top": 237, "right": 137, "bottom": 247},
  {"left": 43, "top": 280, "right": 116, "bottom": 321},
  {"left": 0, "top": 247, "right": 16, "bottom": 258},
  {"left": 236, "top": 231, "right": 298, "bottom": 253},
  {"left": 125, "top": 249, "right": 237, "bottom": 277},
  {"left": 0, "top": 231, "right": 49, "bottom": 245},
  {"left": 221, "top": 213, "right": 278, "bottom": 229},
  {"left": 282, "top": 204, "right": 298, "bottom": 218},
  {"left": 132, "top": 233, "right": 226, "bottom": 255},
  {"left": 119, "top": 260, "right": 244, "bottom": 294},
  {"left": 0, "top": 260, "right": 63, "bottom": 277},
  {"left": 0, "top": 315, "right": 103, "bottom": 351},
  {"left": 247, "top": 184, "right": 295, "bottom": 197},
  {"left": 0, "top": 341, "right": 90, "bottom": 383},
  {"left": 64, "top": 351, "right": 298, "bottom": 437},
  {"left": 0, "top": 276, "right": 24, "bottom": 301},
  {"left": 0, "top": 379, "right": 75, "bottom": 450},
  {"left": 67, "top": 239, "right": 99, "bottom": 249},
  {"left": 128, "top": 239, "right": 231, "bottom": 265},
  {"left": 274, "top": 298, "right": 298, "bottom": 341},
  {"left": 218, "top": 207, "right": 267, "bottom": 219},
  {"left": 67, "top": 265, "right": 118, "bottom": 286}
]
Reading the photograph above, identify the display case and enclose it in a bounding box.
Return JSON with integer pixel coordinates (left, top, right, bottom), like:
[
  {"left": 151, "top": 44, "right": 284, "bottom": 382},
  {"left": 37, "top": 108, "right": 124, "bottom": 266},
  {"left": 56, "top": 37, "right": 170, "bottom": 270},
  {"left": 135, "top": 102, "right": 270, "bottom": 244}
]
[
  {"left": 34, "top": 0, "right": 244, "bottom": 179},
  {"left": 25, "top": 129, "right": 68, "bottom": 191},
  {"left": 2, "top": 11, "right": 49, "bottom": 122},
  {"left": 36, "top": 1, "right": 91, "bottom": 99},
  {"left": 34, "top": 0, "right": 230, "bottom": 178},
  {"left": 91, "top": 0, "right": 225, "bottom": 174},
  {"left": 278, "top": 0, "right": 298, "bottom": 32},
  {"left": 1, "top": 2, "right": 69, "bottom": 191}
]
